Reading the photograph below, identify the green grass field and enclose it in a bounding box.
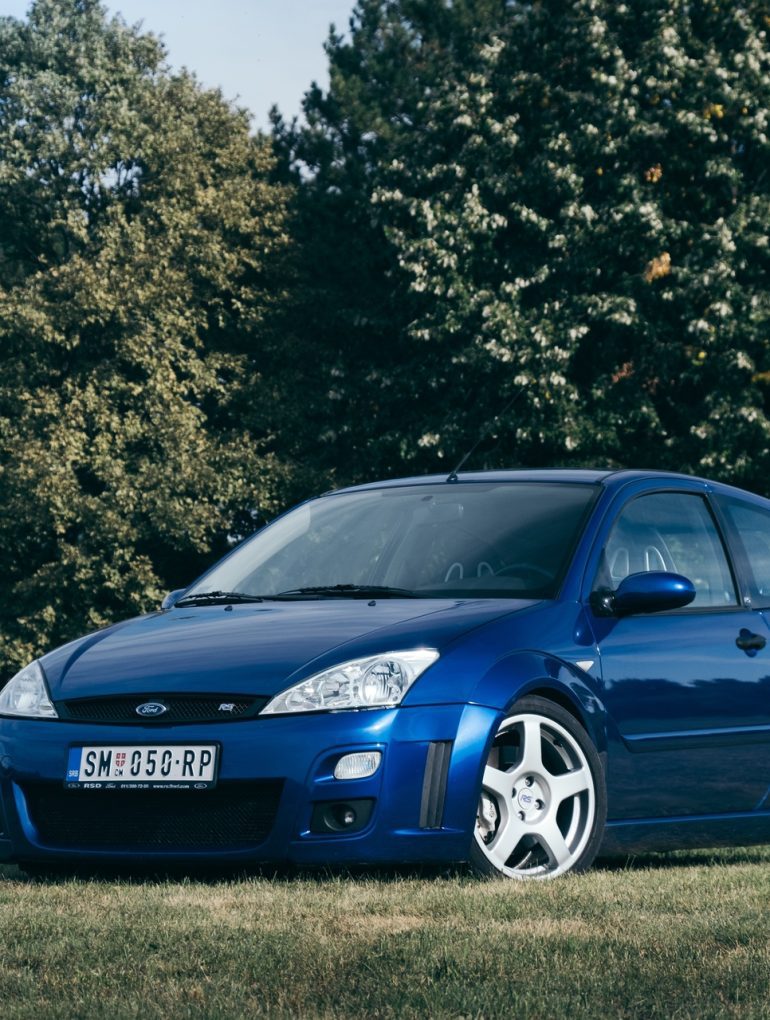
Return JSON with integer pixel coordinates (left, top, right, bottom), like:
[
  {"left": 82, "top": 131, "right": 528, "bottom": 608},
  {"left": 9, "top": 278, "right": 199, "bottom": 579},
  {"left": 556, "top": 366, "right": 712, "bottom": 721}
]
[{"left": 1, "top": 848, "right": 769, "bottom": 1019}]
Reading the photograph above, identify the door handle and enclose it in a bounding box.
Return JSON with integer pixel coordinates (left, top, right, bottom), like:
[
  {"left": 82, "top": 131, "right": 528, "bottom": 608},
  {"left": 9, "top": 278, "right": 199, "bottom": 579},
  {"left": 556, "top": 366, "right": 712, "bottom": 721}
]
[{"left": 736, "top": 628, "right": 767, "bottom": 654}]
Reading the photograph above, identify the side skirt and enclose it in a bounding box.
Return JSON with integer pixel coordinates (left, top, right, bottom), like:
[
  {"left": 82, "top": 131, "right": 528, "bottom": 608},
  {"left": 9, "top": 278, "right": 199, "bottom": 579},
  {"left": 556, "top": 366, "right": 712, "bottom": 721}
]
[{"left": 599, "top": 810, "right": 770, "bottom": 856}]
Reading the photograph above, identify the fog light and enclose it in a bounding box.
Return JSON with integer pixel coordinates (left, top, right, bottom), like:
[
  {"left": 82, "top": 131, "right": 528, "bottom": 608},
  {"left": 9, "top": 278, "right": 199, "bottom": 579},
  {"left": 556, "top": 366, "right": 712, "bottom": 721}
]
[
  {"left": 334, "top": 751, "right": 382, "bottom": 780},
  {"left": 310, "top": 798, "right": 374, "bottom": 834}
]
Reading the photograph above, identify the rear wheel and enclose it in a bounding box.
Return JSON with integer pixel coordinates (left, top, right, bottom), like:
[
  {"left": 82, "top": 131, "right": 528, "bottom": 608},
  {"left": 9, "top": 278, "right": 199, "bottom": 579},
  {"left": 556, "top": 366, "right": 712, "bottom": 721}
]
[{"left": 470, "top": 695, "right": 606, "bottom": 879}]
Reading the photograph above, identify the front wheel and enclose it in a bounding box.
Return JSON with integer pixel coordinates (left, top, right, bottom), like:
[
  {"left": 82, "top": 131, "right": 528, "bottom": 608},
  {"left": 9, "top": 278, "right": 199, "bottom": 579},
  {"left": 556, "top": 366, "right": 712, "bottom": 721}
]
[{"left": 470, "top": 695, "right": 606, "bottom": 879}]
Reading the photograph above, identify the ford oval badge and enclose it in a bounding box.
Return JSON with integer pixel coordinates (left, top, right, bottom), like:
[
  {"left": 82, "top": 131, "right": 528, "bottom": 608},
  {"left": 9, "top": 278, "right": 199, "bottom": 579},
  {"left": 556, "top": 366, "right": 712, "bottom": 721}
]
[{"left": 135, "top": 701, "right": 168, "bottom": 717}]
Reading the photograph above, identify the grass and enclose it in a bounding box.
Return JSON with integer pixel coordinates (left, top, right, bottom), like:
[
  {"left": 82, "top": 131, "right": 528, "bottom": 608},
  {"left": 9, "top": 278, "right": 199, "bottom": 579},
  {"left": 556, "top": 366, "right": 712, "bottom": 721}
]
[{"left": 1, "top": 848, "right": 769, "bottom": 1019}]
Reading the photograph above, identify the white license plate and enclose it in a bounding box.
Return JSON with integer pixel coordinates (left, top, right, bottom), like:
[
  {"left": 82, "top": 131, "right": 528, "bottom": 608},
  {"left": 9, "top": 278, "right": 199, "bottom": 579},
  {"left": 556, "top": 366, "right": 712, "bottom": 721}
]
[{"left": 65, "top": 744, "right": 218, "bottom": 789}]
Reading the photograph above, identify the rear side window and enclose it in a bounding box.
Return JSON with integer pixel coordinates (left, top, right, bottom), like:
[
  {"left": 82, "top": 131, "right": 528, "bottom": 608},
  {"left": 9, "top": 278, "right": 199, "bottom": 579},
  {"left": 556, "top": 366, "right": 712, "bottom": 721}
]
[
  {"left": 716, "top": 497, "right": 770, "bottom": 606},
  {"left": 595, "top": 492, "right": 737, "bottom": 608}
]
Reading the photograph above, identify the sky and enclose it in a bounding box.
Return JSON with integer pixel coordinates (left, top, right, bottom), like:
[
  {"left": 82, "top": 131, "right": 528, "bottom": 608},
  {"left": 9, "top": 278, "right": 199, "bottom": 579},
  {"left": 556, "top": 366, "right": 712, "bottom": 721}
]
[{"left": 1, "top": 0, "right": 357, "bottom": 131}]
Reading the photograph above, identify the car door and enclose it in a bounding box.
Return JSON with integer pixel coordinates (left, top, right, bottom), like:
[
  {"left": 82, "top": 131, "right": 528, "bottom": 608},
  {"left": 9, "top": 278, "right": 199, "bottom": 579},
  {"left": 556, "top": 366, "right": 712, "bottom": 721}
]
[{"left": 588, "top": 487, "right": 770, "bottom": 819}]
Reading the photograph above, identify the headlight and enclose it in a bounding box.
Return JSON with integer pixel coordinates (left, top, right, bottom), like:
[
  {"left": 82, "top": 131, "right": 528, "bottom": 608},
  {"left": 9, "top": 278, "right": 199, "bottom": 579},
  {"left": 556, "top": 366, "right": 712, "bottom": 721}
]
[
  {"left": 0, "top": 660, "right": 58, "bottom": 719},
  {"left": 260, "top": 649, "right": 439, "bottom": 715}
]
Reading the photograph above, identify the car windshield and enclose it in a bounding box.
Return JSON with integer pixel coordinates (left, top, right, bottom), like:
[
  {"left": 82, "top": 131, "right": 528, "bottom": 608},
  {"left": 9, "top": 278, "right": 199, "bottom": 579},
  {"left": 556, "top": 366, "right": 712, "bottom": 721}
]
[{"left": 183, "top": 482, "right": 598, "bottom": 601}]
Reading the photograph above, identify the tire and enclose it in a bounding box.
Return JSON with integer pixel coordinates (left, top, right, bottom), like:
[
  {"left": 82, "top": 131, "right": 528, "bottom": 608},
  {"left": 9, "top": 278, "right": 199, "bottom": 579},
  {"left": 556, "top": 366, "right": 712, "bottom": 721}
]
[{"left": 470, "top": 695, "right": 606, "bottom": 879}]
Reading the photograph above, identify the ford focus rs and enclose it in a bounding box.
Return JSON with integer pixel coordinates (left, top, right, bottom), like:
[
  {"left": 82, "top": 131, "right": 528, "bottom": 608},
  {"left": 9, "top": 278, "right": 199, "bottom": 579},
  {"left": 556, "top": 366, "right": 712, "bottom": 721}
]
[{"left": 2, "top": 469, "right": 770, "bottom": 879}]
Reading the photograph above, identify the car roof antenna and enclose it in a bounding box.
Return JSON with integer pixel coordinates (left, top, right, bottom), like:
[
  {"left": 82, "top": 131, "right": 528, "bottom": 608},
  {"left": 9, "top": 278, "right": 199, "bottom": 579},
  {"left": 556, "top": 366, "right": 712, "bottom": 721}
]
[{"left": 446, "top": 383, "right": 527, "bottom": 483}]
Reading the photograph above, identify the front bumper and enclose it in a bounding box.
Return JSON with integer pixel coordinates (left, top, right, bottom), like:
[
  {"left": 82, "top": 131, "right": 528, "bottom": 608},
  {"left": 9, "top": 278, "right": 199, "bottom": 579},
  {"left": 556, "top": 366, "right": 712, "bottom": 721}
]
[{"left": 0, "top": 702, "right": 497, "bottom": 867}]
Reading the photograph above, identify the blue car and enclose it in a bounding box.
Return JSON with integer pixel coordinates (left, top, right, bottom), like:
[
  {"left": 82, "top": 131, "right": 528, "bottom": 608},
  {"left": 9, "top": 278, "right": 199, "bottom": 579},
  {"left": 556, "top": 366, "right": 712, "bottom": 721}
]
[{"left": 2, "top": 468, "right": 770, "bottom": 879}]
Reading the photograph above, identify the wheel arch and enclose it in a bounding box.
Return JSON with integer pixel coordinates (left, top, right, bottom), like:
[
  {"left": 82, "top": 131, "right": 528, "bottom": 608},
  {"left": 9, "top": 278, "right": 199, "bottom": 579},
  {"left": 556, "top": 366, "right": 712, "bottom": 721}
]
[
  {"left": 527, "top": 685, "right": 589, "bottom": 727},
  {"left": 469, "top": 651, "right": 608, "bottom": 755}
]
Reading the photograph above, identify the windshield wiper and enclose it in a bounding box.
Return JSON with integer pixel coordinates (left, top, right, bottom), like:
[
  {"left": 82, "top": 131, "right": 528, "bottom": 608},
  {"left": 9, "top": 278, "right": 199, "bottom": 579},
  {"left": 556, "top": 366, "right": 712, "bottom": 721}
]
[
  {"left": 177, "top": 585, "right": 420, "bottom": 605},
  {"left": 175, "top": 590, "right": 265, "bottom": 606},
  {"left": 267, "top": 584, "right": 419, "bottom": 600}
]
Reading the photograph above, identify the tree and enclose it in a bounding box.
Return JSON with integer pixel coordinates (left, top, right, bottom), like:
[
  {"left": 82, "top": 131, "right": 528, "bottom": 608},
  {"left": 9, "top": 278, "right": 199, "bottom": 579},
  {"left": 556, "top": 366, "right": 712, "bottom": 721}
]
[
  {"left": 276, "top": 0, "right": 770, "bottom": 488},
  {"left": 0, "top": 0, "right": 292, "bottom": 675},
  {"left": 271, "top": 0, "right": 510, "bottom": 486}
]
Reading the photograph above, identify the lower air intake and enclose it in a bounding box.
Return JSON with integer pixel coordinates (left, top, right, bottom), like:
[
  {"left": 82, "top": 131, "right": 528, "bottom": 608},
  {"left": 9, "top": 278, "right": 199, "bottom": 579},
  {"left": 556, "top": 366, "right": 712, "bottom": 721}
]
[
  {"left": 22, "top": 780, "right": 283, "bottom": 850},
  {"left": 419, "top": 741, "right": 452, "bottom": 829}
]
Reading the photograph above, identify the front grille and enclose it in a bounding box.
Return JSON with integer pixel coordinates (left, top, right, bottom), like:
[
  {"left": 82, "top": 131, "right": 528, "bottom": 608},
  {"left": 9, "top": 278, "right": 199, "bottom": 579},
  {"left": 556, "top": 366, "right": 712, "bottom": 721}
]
[
  {"left": 57, "top": 694, "right": 269, "bottom": 726},
  {"left": 22, "top": 780, "right": 283, "bottom": 850}
]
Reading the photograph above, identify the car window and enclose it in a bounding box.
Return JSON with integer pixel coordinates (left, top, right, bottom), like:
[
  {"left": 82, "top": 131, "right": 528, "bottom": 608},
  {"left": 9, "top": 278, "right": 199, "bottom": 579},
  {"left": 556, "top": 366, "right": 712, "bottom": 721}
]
[
  {"left": 184, "top": 482, "right": 599, "bottom": 600},
  {"left": 595, "top": 492, "right": 737, "bottom": 608},
  {"left": 715, "top": 496, "right": 770, "bottom": 606}
]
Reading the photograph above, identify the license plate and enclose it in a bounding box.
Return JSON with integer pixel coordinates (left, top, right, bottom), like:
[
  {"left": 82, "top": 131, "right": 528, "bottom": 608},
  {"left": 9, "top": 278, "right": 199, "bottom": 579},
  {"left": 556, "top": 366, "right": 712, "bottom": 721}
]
[{"left": 65, "top": 744, "right": 218, "bottom": 789}]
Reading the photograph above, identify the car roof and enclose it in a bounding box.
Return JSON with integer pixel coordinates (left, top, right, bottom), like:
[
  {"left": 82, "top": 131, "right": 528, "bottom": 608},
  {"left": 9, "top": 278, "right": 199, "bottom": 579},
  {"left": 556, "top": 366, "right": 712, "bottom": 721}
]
[
  {"left": 330, "top": 468, "right": 705, "bottom": 494},
  {"left": 326, "top": 468, "right": 770, "bottom": 505}
]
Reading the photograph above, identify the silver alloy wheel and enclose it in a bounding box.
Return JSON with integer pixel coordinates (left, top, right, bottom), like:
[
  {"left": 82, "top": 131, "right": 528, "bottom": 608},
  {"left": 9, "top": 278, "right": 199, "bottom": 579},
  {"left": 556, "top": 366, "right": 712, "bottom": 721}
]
[{"left": 474, "top": 711, "right": 596, "bottom": 879}]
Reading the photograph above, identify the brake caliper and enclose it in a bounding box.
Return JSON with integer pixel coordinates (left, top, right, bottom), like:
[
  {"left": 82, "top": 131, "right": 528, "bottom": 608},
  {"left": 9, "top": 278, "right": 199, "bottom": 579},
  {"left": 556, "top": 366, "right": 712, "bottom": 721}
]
[{"left": 477, "top": 791, "right": 499, "bottom": 843}]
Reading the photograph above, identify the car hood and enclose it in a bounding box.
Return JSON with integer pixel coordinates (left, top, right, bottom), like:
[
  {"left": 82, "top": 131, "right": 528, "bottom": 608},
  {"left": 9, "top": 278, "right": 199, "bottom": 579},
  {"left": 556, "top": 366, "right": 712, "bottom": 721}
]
[{"left": 41, "top": 598, "right": 539, "bottom": 700}]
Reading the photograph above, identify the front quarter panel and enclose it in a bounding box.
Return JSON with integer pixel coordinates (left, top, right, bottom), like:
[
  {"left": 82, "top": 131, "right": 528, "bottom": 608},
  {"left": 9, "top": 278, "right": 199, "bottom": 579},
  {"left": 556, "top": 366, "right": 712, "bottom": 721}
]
[
  {"left": 396, "top": 600, "right": 608, "bottom": 851},
  {"left": 403, "top": 600, "right": 607, "bottom": 751}
]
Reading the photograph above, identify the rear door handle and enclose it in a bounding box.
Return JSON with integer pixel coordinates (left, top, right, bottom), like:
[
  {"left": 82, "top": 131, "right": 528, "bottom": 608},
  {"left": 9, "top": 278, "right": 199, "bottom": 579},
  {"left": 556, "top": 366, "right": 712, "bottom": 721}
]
[{"left": 736, "top": 628, "right": 767, "bottom": 654}]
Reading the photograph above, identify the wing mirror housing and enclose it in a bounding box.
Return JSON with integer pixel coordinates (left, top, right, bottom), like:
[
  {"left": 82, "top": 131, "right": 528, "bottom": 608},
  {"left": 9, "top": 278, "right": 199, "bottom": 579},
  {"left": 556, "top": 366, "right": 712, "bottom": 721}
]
[
  {"left": 161, "top": 588, "right": 187, "bottom": 611},
  {"left": 591, "top": 571, "right": 696, "bottom": 618}
]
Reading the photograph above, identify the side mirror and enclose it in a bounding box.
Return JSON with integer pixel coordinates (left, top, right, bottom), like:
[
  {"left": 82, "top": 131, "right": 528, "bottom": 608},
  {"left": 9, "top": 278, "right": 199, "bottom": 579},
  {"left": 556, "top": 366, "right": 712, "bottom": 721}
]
[
  {"left": 591, "top": 571, "right": 696, "bottom": 617},
  {"left": 161, "top": 588, "right": 187, "bottom": 611}
]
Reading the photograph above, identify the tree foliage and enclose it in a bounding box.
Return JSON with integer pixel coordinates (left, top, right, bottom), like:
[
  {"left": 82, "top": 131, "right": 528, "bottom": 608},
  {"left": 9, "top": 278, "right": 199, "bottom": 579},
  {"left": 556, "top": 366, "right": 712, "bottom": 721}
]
[
  {"left": 0, "top": 0, "right": 291, "bottom": 673},
  {"left": 276, "top": 0, "right": 770, "bottom": 486}
]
